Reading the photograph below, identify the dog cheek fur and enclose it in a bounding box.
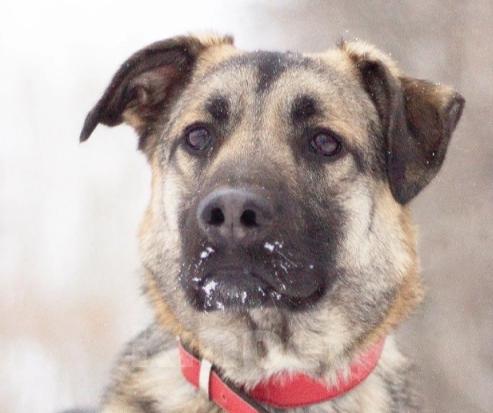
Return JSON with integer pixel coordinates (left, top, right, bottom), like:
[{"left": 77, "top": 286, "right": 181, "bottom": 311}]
[
  {"left": 334, "top": 179, "right": 422, "bottom": 344},
  {"left": 269, "top": 180, "right": 421, "bottom": 381},
  {"left": 138, "top": 152, "right": 190, "bottom": 336}
]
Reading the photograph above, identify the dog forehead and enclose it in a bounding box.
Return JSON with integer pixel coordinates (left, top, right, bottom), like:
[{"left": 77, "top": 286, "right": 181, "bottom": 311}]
[
  {"left": 182, "top": 48, "right": 375, "bottom": 148},
  {"left": 219, "top": 50, "right": 314, "bottom": 92},
  {"left": 187, "top": 49, "right": 369, "bottom": 117},
  {"left": 195, "top": 48, "right": 356, "bottom": 94}
]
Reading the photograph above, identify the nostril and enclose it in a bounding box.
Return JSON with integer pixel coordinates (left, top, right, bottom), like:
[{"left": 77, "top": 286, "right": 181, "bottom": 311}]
[
  {"left": 208, "top": 207, "right": 225, "bottom": 226},
  {"left": 240, "top": 209, "right": 258, "bottom": 228}
]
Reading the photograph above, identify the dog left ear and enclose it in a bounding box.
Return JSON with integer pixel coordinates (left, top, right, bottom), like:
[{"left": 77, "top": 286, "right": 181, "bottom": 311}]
[
  {"left": 80, "top": 34, "right": 234, "bottom": 150},
  {"left": 342, "top": 42, "right": 465, "bottom": 204},
  {"left": 389, "top": 77, "right": 464, "bottom": 204}
]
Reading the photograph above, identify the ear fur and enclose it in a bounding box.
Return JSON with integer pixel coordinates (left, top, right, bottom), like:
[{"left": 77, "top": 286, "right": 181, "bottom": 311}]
[
  {"left": 79, "top": 34, "right": 234, "bottom": 150},
  {"left": 341, "top": 41, "right": 465, "bottom": 204}
]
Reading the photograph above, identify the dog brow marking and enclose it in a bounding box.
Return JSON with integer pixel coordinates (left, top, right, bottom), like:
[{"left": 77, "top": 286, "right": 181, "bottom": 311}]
[
  {"left": 206, "top": 95, "right": 229, "bottom": 122},
  {"left": 291, "top": 95, "right": 319, "bottom": 123}
]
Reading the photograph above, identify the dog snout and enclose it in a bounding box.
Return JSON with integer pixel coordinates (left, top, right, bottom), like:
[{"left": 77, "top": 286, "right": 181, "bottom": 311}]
[{"left": 197, "top": 187, "right": 274, "bottom": 246}]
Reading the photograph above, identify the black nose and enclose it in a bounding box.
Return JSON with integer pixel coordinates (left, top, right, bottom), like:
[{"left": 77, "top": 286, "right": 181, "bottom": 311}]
[{"left": 197, "top": 187, "right": 274, "bottom": 246}]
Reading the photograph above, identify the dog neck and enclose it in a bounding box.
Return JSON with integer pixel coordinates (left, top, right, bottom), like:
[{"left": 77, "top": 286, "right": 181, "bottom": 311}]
[{"left": 178, "top": 336, "right": 386, "bottom": 413}]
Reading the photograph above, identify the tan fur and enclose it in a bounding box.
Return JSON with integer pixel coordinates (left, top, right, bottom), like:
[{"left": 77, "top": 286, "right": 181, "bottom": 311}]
[{"left": 338, "top": 40, "right": 402, "bottom": 77}]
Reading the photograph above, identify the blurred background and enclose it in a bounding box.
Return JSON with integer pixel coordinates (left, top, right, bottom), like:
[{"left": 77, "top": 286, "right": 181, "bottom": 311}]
[{"left": 0, "top": 0, "right": 491, "bottom": 412}]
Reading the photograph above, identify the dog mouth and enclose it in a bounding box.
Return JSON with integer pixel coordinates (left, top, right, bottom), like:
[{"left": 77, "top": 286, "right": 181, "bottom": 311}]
[
  {"left": 192, "top": 267, "right": 279, "bottom": 310},
  {"left": 185, "top": 259, "right": 326, "bottom": 311}
]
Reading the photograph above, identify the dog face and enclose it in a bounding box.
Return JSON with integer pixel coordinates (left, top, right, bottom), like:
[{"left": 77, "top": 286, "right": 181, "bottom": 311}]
[{"left": 81, "top": 34, "right": 464, "bottom": 382}]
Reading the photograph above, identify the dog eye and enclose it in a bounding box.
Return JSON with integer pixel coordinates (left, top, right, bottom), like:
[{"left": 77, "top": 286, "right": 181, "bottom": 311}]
[
  {"left": 185, "top": 126, "right": 212, "bottom": 151},
  {"left": 309, "top": 130, "right": 342, "bottom": 157}
]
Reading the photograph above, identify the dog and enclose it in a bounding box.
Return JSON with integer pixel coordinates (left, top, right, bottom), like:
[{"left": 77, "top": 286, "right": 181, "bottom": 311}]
[{"left": 79, "top": 34, "right": 464, "bottom": 413}]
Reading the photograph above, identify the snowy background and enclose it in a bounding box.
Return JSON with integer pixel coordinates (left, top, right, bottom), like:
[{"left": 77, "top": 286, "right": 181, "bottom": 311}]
[{"left": 1, "top": 1, "right": 492, "bottom": 412}]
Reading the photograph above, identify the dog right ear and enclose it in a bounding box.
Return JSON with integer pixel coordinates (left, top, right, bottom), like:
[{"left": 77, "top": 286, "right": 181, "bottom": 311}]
[{"left": 79, "top": 34, "right": 234, "bottom": 150}]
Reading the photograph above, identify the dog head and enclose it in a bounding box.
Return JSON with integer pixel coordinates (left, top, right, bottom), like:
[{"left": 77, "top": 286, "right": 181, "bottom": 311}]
[{"left": 81, "top": 34, "right": 464, "bottom": 382}]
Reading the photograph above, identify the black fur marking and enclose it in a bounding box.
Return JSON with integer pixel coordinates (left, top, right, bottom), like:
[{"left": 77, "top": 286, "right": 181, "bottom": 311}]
[
  {"left": 367, "top": 195, "right": 377, "bottom": 235},
  {"left": 222, "top": 51, "right": 305, "bottom": 93},
  {"left": 279, "top": 316, "right": 291, "bottom": 348},
  {"left": 330, "top": 402, "right": 344, "bottom": 413},
  {"left": 291, "top": 95, "right": 318, "bottom": 123},
  {"left": 206, "top": 95, "right": 230, "bottom": 122},
  {"left": 379, "top": 366, "right": 421, "bottom": 412},
  {"left": 247, "top": 317, "right": 268, "bottom": 358},
  {"left": 203, "top": 51, "right": 325, "bottom": 98},
  {"left": 135, "top": 397, "right": 160, "bottom": 413},
  {"left": 254, "top": 51, "right": 291, "bottom": 92}
]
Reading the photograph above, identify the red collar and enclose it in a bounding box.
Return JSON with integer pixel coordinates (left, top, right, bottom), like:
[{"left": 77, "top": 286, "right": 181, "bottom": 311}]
[{"left": 179, "top": 337, "right": 386, "bottom": 412}]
